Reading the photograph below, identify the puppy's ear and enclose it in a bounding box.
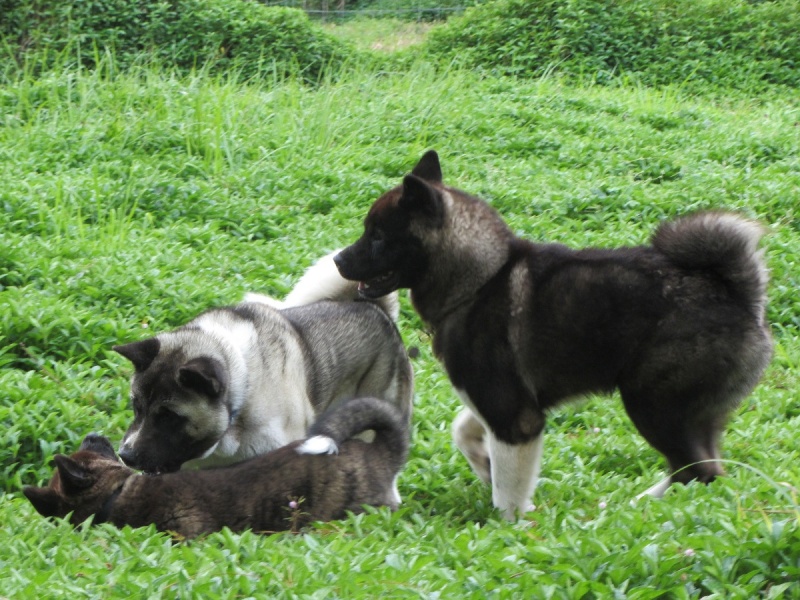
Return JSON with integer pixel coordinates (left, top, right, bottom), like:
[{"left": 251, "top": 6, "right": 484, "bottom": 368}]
[
  {"left": 113, "top": 338, "right": 161, "bottom": 372},
  {"left": 53, "top": 455, "right": 94, "bottom": 494},
  {"left": 23, "top": 486, "right": 64, "bottom": 517},
  {"left": 411, "top": 150, "right": 443, "bottom": 183},
  {"left": 79, "top": 433, "right": 118, "bottom": 460},
  {"left": 400, "top": 174, "right": 444, "bottom": 225},
  {"left": 178, "top": 357, "right": 225, "bottom": 398}
]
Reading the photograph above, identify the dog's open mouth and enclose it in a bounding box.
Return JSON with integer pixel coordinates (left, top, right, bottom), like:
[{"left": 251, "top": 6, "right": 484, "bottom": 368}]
[
  {"left": 141, "top": 462, "right": 181, "bottom": 476},
  {"left": 358, "top": 271, "right": 400, "bottom": 298},
  {"left": 134, "top": 457, "right": 184, "bottom": 476}
]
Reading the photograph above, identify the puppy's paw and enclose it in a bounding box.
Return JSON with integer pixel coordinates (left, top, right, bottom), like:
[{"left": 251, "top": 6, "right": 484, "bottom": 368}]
[
  {"left": 633, "top": 476, "right": 671, "bottom": 503},
  {"left": 500, "top": 503, "right": 536, "bottom": 522}
]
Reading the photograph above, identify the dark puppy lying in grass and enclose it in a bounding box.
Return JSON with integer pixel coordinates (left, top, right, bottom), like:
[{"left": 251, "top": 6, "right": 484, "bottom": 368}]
[{"left": 23, "top": 397, "right": 408, "bottom": 539}]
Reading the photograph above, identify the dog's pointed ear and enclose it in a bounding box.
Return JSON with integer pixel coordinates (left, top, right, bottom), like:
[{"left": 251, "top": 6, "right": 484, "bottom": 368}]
[
  {"left": 400, "top": 174, "right": 444, "bottom": 225},
  {"left": 411, "top": 150, "right": 443, "bottom": 183},
  {"left": 23, "top": 486, "right": 64, "bottom": 517},
  {"left": 79, "top": 433, "right": 118, "bottom": 460},
  {"left": 178, "top": 357, "right": 225, "bottom": 398},
  {"left": 54, "top": 455, "right": 94, "bottom": 493},
  {"left": 113, "top": 338, "right": 160, "bottom": 372}
]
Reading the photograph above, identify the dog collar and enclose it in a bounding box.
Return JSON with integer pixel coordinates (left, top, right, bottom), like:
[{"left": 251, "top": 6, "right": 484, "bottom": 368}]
[{"left": 93, "top": 485, "right": 124, "bottom": 525}]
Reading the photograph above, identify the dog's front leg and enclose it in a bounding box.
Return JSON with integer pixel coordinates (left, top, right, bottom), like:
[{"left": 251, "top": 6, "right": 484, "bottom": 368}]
[
  {"left": 453, "top": 389, "right": 544, "bottom": 519},
  {"left": 488, "top": 432, "right": 544, "bottom": 521},
  {"left": 452, "top": 407, "right": 491, "bottom": 484}
]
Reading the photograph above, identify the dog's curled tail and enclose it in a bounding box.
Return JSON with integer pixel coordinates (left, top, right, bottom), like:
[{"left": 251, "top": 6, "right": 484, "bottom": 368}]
[
  {"left": 246, "top": 250, "right": 400, "bottom": 321},
  {"left": 652, "top": 212, "right": 769, "bottom": 318},
  {"left": 296, "top": 397, "right": 409, "bottom": 473}
]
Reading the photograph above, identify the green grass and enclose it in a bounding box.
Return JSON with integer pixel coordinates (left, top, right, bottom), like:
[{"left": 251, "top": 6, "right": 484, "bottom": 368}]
[
  {"left": 323, "top": 18, "right": 434, "bottom": 52},
  {"left": 1, "top": 54, "right": 799, "bottom": 597}
]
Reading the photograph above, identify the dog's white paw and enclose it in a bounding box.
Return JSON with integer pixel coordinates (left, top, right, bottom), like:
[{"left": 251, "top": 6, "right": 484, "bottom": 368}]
[
  {"left": 633, "top": 476, "right": 671, "bottom": 503},
  {"left": 500, "top": 503, "right": 536, "bottom": 521},
  {"left": 386, "top": 475, "right": 402, "bottom": 509},
  {"left": 297, "top": 435, "right": 339, "bottom": 455}
]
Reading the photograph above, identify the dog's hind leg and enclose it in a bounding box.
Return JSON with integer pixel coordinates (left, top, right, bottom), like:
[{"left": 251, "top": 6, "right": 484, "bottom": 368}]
[
  {"left": 635, "top": 428, "right": 723, "bottom": 500},
  {"left": 622, "top": 389, "right": 729, "bottom": 498},
  {"left": 452, "top": 408, "right": 491, "bottom": 484},
  {"left": 665, "top": 418, "right": 726, "bottom": 485},
  {"left": 488, "top": 433, "right": 544, "bottom": 520}
]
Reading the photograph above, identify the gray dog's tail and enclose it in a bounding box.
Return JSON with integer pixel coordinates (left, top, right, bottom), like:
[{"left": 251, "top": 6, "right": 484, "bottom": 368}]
[
  {"left": 652, "top": 212, "right": 769, "bottom": 318},
  {"left": 296, "top": 397, "right": 409, "bottom": 473},
  {"left": 245, "top": 250, "right": 400, "bottom": 320}
]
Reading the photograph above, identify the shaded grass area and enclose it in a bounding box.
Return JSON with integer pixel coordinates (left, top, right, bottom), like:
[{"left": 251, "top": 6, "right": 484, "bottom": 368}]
[
  {"left": 323, "top": 18, "right": 434, "bottom": 52},
  {"left": 1, "top": 60, "right": 799, "bottom": 597}
]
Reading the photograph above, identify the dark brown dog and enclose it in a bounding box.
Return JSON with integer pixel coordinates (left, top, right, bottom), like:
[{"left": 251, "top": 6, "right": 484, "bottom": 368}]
[
  {"left": 23, "top": 397, "right": 408, "bottom": 538},
  {"left": 334, "top": 150, "right": 772, "bottom": 519}
]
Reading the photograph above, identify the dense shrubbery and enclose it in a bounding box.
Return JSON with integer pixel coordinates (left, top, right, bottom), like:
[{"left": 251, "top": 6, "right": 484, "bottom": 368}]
[
  {"left": 4, "top": 0, "right": 798, "bottom": 90},
  {"left": 1, "top": 0, "right": 355, "bottom": 82},
  {"left": 425, "top": 0, "right": 800, "bottom": 90}
]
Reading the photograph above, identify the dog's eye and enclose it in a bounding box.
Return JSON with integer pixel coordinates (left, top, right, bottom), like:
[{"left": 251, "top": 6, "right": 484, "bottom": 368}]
[
  {"left": 158, "top": 407, "right": 186, "bottom": 425},
  {"left": 370, "top": 229, "right": 387, "bottom": 257}
]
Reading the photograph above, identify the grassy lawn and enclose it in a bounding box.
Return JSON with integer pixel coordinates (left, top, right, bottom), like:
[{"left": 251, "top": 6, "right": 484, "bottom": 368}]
[
  {"left": 1, "top": 50, "right": 799, "bottom": 597},
  {"left": 323, "top": 17, "right": 434, "bottom": 52}
]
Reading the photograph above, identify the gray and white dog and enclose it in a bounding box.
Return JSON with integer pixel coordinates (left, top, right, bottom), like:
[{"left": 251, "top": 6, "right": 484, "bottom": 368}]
[
  {"left": 334, "top": 150, "right": 773, "bottom": 519},
  {"left": 24, "top": 397, "right": 409, "bottom": 539},
  {"left": 114, "top": 251, "right": 413, "bottom": 475}
]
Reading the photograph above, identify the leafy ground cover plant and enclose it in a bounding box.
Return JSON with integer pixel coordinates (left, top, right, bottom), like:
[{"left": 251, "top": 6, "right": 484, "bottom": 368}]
[{"left": 1, "top": 50, "right": 798, "bottom": 598}]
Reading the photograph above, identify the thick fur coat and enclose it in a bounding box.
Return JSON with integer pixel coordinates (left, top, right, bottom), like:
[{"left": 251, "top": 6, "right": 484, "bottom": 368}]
[
  {"left": 24, "top": 398, "right": 409, "bottom": 538},
  {"left": 334, "top": 150, "right": 772, "bottom": 518},
  {"left": 114, "top": 251, "right": 413, "bottom": 474}
]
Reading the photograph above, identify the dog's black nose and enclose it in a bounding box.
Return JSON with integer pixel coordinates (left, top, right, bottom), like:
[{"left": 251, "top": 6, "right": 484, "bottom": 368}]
[{"left": 332, "top": 249, "right": 354, "bottom": 279}]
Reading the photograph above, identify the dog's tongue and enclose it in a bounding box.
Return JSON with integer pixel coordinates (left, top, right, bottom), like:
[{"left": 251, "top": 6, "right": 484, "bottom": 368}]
[{"left": 358, "top": 281, "right": 367, "bottom": 292}]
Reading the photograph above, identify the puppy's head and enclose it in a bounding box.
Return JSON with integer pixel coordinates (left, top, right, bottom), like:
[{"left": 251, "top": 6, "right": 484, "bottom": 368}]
[
  {"left": 114, "top": 335, "right": 231, "bottom": 474},
  {"left": 334, "top": 150, "right": 446, "bottom": 298},
  {"left": 23, "top": 433, "right": 132, "bottom": 525}
]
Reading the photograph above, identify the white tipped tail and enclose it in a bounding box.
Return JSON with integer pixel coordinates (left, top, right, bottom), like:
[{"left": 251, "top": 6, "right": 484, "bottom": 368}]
[{"left": 296, "top": 435, "right": 339, "bottom": 455}]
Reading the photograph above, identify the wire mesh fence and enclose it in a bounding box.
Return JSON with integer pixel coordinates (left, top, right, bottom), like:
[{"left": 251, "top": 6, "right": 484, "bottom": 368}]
[{"left": 260, "top": 1, "right": 478, "bottom": 21}]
